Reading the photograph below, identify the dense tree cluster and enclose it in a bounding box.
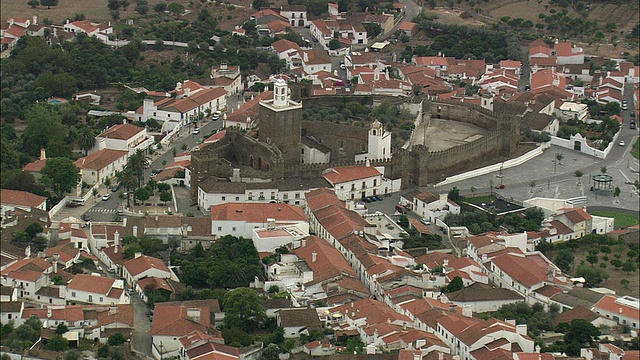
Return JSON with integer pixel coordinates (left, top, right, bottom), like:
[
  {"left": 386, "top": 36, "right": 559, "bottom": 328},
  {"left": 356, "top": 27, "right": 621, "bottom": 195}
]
[{"left": 174, "top": 235, "right": 264, "bottom": 289}]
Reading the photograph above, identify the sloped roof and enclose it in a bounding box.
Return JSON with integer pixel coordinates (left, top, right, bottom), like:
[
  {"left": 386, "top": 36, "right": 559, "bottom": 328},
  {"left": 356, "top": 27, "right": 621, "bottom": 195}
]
[
  {"left": 67, "top": 274, "right": 116, "bottom": 295},
  {"left": 0, "top": 189, "right": 47, "bottom": 208},
  {"left": 490, "top": 253, "right": 548, "bottom": 287},
  {"left": 323, "top": 165, "right": 381, "bottom": 184},
  {"left": 100, "top": 123, "right": 144, "bottom": 140},
  {"left": 552, "top": 305, "right": 599, "bottom": 326},
  {"left": 293, "top": 236, "right": 356, "bottom": 284},
  {"left": 74, "top": 149, "right": 127, "bottom": 171},
  {"left": 447, "top": 282, "right": 523, "bottom": 302},
  {"left": 593, "top": 295, "right": 639, "bottom": 321},
  {"left": 278, "top": 308, "right": 322, "bottom": 329},
  {"left": 209, "top": 202, "right": 307, "bottom": 223},
  {"left": 123, "top": 255, "right": 170, "bottom": 277}
]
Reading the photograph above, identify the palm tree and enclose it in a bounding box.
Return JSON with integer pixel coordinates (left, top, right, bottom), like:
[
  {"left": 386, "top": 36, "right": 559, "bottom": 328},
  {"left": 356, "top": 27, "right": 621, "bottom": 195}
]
[
  {"left": 92, "top": 188, "right": 99, "bottom": 204},
  {"left": 126, "top": 150, "right": 149, "bottom": 189},
  {"left": 117, "top": 169, "right": 136, "bottom": 208},
  {"left": 77, "top": 126, "right": 96, "bottom": 155},
  {"left": 529, "top": 180, "right": 536, "bottom": 194},
  {"left": 600, "top": 166, "right": 608, "bottom": 174}
]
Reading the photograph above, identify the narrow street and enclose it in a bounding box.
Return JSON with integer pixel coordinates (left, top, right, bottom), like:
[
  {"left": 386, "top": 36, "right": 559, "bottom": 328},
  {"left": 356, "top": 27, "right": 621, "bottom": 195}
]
[{"left": 131, "top": 294, "right": 153, "bottom": 357}]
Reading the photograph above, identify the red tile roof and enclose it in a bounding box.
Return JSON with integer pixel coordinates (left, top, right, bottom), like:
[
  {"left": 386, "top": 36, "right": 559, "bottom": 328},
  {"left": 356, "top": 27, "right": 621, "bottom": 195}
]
[
  {"left": 67, "top": 274, "right": 116, "bottom": 295},
  {"left": 97, "top": 304, "right": 134, "bottom": 327},
  {"left": 123, "top": 255, "right": 170, "bottom": 277},
  {"left": 323, "top": 165, "right": 381, "bottom": 184},
  {"left": 555, "top": 41, "right": 583, "bottom": 57},
  {"left": 0, "top": 189, "right": 47, "bottom": 208},
  {"left": 1, "top": 257, "right": 51, "bottom": 276},
  {"left": 305, "top": 188, "right": 344, "bottom": 212},
  {"left": 23, "top": 158, "right": 48, "bottom": 172},
  {"left": 151, "top": 304, "right": 212, "bottom": 336},
  {"left": 593, "top": 295, "right": 639, "bottom": 321},
  {"left": 100, "top": 123, "right": 144, "bottom": 140},
  {"left": 46, "top": 243, "right": 79, "bottom": 264},
  {"left": 490, "top": 253, "right": 549, "bottom": 287},
  {"left": 74, "top": 149, "right": 127, "bottom": 171},
  {"left": 209, "top": 203, "right": 307, "bottom": 223}
]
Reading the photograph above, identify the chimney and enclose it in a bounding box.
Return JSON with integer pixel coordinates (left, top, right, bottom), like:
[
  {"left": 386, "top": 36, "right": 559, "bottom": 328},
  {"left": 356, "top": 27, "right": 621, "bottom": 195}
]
[
  {"left": 443, "top": 258, "right": 449, "bottom": 267},
  {"left": 109, "top": 306, "right": 117, "bottom": 315},
  {"left": 365, "top": 159, "right": 371, "bottom": 167},
  {"left": 267, "top": 218, "right": 276, "bottom": 230},
  {"left": 133, "top": 225, "right": 138, "bottom": 237},
  {"left": 462, "top": 305, "right": 472, "bottom": 318},
  {"left": 114, "top": 231, "right": 120, "bottom": 253},
  {"left": 33, "top": 15, "right": 38, "bottom": 25},
  {"left": 301, "top": 238, "right": 307, "bottom": 247},
  {"left": 47, "top": 307, "right": 52, "bottom": 318},
  {"left": 312, "top": 251, "right": 317, "bottom": 263},
  {"left": 186, "top": 307, "right": 201, "bottom": 323},
  {"left": 134, "top": 252, "right": 142, "bottom": 259},
  {"left": 52, "top": 253, "right": 60, "bottom": 273},
  {"left": 155, "top": 215, "right": 158, "bottom": 222},
  {"left": 516, "top": 324, "right": 527, "bottom": 335},
  {"left": 40, "top": 148, "right": 46, "bottom": 160},
  {"left": 123, "top": 217, "right": 127, "bottom": 227},
  {"left": 535, "top": 345, "right": 541, "bottom": 353},
  {"left": 221, "top": 63, "right": 228, "bottom": 70},
  {"left": 303, "top": 52, "right": 309, "bottom": 62}
]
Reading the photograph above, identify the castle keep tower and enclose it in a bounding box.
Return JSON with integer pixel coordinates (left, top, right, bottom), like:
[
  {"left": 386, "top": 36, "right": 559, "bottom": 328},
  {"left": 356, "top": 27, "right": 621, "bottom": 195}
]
[{"left": 259, "top": 79, "right": 303, "bottom": 170}]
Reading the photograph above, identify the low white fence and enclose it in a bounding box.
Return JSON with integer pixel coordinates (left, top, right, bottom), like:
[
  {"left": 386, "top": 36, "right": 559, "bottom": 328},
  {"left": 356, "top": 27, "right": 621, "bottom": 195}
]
[
  {"left": 549, "top": 129, "right": 620, "bottom": 159},
  {"left": 435, "top": 142, "right": 550, "bottom": 187}
]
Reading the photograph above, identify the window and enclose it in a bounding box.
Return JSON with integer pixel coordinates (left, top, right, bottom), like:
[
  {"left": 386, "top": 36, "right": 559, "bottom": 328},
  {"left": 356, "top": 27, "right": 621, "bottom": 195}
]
[
  {"left": 373, "top": 179, "right": 377, "bottom": 187},
  {"left": 100, "top": 297, "right": 103, "bottom": 302},
  {"left": 235, "top": 197, "right": 240, "bottom": 201},
  {"left": 362, "top": 181, "right": 366, "bottom": 189},
  {"left": 222, "top": 196, "right": 226, "bottom": 201},
  {"left": 217, "top": 227, "right": 222, "bottom": 231},
  {"left": 232, "top": 227, "right": 236, "bottom": 231},
  {"left": 71, "top": 292, "right": 76, "bottom": 297},
  {"left": 295, "top": 193, "right": 300, "bottom": 199},
  {"left": 8, "top": 314, "right": 12, "bottom": 319},
  {"left": 351, "top": 184, "right": 355, "bottom": 191},
  {"left": 88, "top": 295, "right": 93, "bottom": 302}
]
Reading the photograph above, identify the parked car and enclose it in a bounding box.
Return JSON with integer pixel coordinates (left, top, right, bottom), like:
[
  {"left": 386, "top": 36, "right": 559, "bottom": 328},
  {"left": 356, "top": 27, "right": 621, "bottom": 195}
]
[
  {"left": 374, "top": 195, "right": 383, "bottom": 201},
  {"left": 111, "top": 186, "right": 119, "bottom": 192},
  {"left": 362, "top": 197, "right": 372, "bottom": 203},
  {"left": 619, "top": 140, "right": 625, "bottom": 146},
  {"left": 81, "top": 214, "right": 91, "bottom": 222},
  {"left": 102, "top": 193, "right": 111, "bottom": 201},
  {"left": 116, "top": 209, "right": 124, "bottom": 216},
  {"left": 340, "top": 62, "right": 346, "bottom": 70},
  {"left": 193, "top": 128, "right": 200, "bottom": 135},
  {"left": 495, "top": 184, "right": 506, "bottom": 189},
  {"left": 367, "top": 196, "right": 377, "bottom": 202},
  {"left": 420, "top": 218, "right": 431, "bottom": 225},
  {"left": 66, "top": 202, "right": 80, "bottom": 208},
  {"left": 395, "top": 204, "right": 408, "bottom": 214},
  {"left": 631, "top": 123, "right": 637, "bottom": 129},
  {"left": 212, "top": 111, "right": 221, "bottom": 120}
]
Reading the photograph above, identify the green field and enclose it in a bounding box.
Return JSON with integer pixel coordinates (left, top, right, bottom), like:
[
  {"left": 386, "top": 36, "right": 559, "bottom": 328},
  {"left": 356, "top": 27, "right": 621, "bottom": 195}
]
[
  {"left": 592, "top": 211, "right": 639, "bottom": 228},
  {"left": 632, "top": 137, "right": 640, "bottom": 160}
]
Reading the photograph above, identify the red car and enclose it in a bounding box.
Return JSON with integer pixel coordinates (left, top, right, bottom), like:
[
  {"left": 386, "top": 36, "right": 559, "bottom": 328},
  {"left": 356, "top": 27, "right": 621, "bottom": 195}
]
[
  {"left": 66, "top": 202, "right": 79, "bottom": 208},
  {"left": 495, "top": 184, "right": 505, "bottom": 189}
]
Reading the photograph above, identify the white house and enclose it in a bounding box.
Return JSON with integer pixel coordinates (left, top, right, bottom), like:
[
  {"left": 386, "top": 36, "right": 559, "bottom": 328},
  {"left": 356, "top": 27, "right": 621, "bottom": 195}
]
[
  {"left": 0, "top": 301, "right": 23, "bottom": 325},
  {"left": 322, "top": 164, "right": 387, "bottom": 201},
  {"left": 91, "top": 123, "right": 154, "bottom": 156},
  {"left": 354, "top": 120, "right": 392, "bottom": 162},
  {"left": 209, "top": 202, "right": 309, "bottom": 239},
  {"left": 74, "top": 149, "right": 128, "bottom": 186},
  {"left": 592, "top": 295, "right": 639, "bottom": 329},
  {"left": 0, "top": 189, "right": 47, "bottom": 218},
  {"left": 65, "top": 273, "right": 129, "bottom": 305},
  {"left": 210, "top": 63, "right": 242, "bottom": 95},
  {"left": 280, "top": 5, "right": 308, "bottom": 27},
  {"left": 1, "top": 258, "right": 52, "bottom": 300},
  {"left": 122, "top": 254, "right": 174, "bottom": 288},
  {"left": 558, "top": 101, "right": 588, "bottom": 122},
  {"left": 412, "top": 192, "right": 461, "bottom": 223}
]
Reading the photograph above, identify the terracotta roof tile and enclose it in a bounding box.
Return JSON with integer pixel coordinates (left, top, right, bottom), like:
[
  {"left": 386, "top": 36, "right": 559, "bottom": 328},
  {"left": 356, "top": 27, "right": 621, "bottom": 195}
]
[
  {"left": 323, "top": 165, "right": 381, "bottom": 184},
  {"left": 210, "top": 202, "right": 307, "bottom": 223},
  {"left": 67, "top": 274, "right": 116, "bottom": 295},
  {"left": 593, "top": 295, "right": 639, "bottom": 321},
  {"left": 0, "top": 189, "right": 47, "bottom": 208},
  {"left": 74, "top": 149, "right": 127, "bottom": 170},
  {"left": 100, "top": 124, "right": 144, "bottom": 140},
  {"left": 123, "top": 255, "right": 170, "bottom": 277}
]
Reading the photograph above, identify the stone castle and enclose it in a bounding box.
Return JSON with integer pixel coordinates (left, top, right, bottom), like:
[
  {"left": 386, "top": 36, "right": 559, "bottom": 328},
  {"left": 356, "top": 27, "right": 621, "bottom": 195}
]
[{"left": 190, "top": 80, "right": 520, "bottom": 197}]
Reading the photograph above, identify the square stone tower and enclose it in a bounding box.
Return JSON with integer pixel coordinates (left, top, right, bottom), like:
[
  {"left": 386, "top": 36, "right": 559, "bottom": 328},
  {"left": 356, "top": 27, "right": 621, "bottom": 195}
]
[{"left": 259, "top": 79, "right": 303, "bottom": 168}]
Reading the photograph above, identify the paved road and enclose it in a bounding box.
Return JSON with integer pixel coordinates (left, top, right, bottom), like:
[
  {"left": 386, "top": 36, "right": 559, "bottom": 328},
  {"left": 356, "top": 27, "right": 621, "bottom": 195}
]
[{"left": 131, "top": 293, "right": 153, "bottom": 357}]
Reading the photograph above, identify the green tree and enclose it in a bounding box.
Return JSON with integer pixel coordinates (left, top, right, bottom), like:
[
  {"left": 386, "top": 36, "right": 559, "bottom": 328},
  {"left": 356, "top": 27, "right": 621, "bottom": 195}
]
[
  {"left": 76, "top": 126, "right": 96, "bottom": 156},
  {"left": 363, "top": 23, "right": 382, "bottom": 38},
  {"left": 55, "top": 323, "right": 68, "bottom": 335},
  {"left": 586, "top": 253, "right": 598, "bottom": 265},
  {"left": 555, "top": 250, "right": 574, "bottom": 273},
  {"left": 446, "top": 276, "right": 464, "bottom": 293},
  {"left": 24, "top": 223, "right": 43, "bottom": 239},
  {"left": 64, "top": 350, "right": 82, "bottom": 360},
  {"left": 223, "top": 288, "right": 267, "bottom": 332},
  {"left": 560, "top": 319, "right": 601, "bottom": 356},
  {"left": 329, "top": 39, "right": 341, "bottom": 50},
  {"left": 574, "top": 170, "right": 583, "bottom": 185},
  {"left": 126, "top": 149, "right": 149, "bottom": 189},
  {"left": 107, "top": 332, "right": 126, "bottom": 346},
  {"left": 46, "top": 334, "right": 69, "bottom": 351},
  {"left": 252, "top": 0, "right": 269, "bottom": 9},
  {"left": 28, "top": 0, "right": 40, "bottom": 8},
  {"left": 622, "top": 261, "right": 636, "bottom": 273},
  {"left": 575, "top": 265, "right": 603, "bottom": 287},
  {"left": 153, "top": 2, "right": 166, "bottom": 12},
  {"left": 167, "top": 2, "right": 184, "bottom": 16},
  {"left": 41, "top": 158, "right": 81, "bottom": 199},
  {"left": 448, "top": 187, "right": 461, "bottom": 202},
  {"left": 21, "top": 104, "right": 68, "bottom": 157},
  {"left": 159, "top": 192, "right": 172, "bottom": 204},
  {"left": 40, "top": 0, "right": 58, "bottom": 8}
]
